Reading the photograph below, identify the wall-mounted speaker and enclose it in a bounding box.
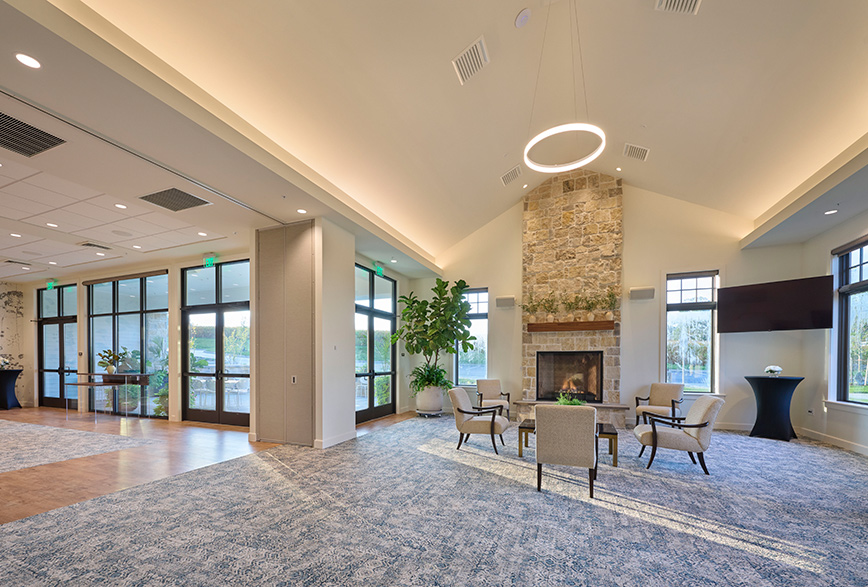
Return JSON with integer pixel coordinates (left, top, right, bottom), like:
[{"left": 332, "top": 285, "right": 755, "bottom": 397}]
[
  {"left": 628, "top": 286, "right": 655, "bottom": 300},
  {"left": 495, "top": 295, "right": 515, "bottom": 308}
]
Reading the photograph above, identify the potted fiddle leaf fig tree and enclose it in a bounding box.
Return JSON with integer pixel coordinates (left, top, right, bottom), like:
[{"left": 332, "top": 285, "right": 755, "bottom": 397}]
[{"left": 391, "top": 278, "right": 475, "bottom": 416}]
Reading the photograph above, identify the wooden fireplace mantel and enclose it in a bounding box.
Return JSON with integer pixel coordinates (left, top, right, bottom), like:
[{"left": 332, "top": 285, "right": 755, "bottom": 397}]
[{"left": 527, "top": 320, "right": 615, "bottom": 332}]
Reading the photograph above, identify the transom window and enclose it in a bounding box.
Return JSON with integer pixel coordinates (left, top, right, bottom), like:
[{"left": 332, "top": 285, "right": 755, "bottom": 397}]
[{"left": 665, "top": 271, "right": 718, "bottom": 393}]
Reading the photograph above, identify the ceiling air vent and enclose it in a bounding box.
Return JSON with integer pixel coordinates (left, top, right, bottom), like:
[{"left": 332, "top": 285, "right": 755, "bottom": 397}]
[
  {"left": 452, "top": 36, "right": 489, "bottom": 86},
  {"left": 501, "top": 165, "right": 522, "bottom": 186},
  {"left": 654, "top": 0, "right": 702, "bottom": 15},
  {"left": 0, "top": 111, "right": 66, "bottom": 157},
  {"left": 623, "top": 143, "right": 650, "bottom": 162},
  {"left": 140, "top": 188, "right": 210, "bottom": 212},
  {"left": 79, "top": 241, "right": 112, "bottom": 251}
]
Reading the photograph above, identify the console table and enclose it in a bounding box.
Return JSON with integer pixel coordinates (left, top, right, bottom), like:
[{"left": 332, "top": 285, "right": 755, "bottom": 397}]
[
  {"left": 0, "top": 369, "right": 22, "bottom": 409},
  {"left": 745, "top": 375, "right": 803, "bottom": 441}
]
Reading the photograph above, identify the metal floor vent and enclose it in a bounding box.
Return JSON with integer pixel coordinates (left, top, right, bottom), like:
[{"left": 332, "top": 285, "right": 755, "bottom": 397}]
[
  {"left": 623, "top": 143, "right": 650, "bottom": 162},
  {"left": 140, "top": 188, "right": 210, "bottom": 212},
  {"left": 501, "top": 165, "right": 522, "bottom": 186},
  {"left": 452, "top": 36, "right": 490, "bottom": 86},
  {"left": 0, "top": 111, "right": 66, "bottom": 157},
  {"left": 654, "top": 0, "right": 702, "bottom": 15}
]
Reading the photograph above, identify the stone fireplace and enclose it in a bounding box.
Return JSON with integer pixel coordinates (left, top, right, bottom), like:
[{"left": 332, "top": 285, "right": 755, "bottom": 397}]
[{"left": 520, "top": 169, "right": 623, "bottom": 426}]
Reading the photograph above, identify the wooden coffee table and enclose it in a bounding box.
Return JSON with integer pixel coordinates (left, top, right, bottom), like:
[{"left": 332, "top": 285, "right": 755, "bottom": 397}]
[{"left": 518, "top": 419, "right": 619, "bottom": 466}]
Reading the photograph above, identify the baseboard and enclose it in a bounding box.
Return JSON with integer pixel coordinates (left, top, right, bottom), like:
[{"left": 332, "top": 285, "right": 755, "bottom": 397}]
[
  {"left": 314, "top": 429, "right": 357, "bottom": 449},
  {"left": 714, "top": 421, "right": 752, "bottom": 432},
  {"left": 248, "top": 432, "right": 257, "bottom": 442},
  {"left": 795, "top": 426, "right": 868, "bottom": 456}
]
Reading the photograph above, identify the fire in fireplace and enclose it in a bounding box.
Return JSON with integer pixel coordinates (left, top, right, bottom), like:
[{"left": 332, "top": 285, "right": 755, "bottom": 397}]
[{"left": 536, "top": 351, "right": 603, "bottom": 402}]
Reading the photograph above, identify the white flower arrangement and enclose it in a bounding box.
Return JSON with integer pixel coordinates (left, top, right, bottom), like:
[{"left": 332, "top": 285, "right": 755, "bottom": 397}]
[{"left": 764, "top": 365, "right": 782, "bottom": 375}]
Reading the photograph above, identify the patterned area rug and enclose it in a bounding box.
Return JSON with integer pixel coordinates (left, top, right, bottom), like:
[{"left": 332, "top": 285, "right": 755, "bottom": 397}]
[
  {"left": 0, "top": 420, "right": 158, "bottom": 473},
  {"left": 1, "top": 416, "right": 866, "bottom": 586}
]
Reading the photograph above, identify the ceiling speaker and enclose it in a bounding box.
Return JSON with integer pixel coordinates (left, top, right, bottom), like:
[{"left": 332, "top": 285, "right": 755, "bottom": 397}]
[
  {"left": 628, "top": 286, "right": 655, "bottom": 300},
  {"left": 495, "top": 296, "right": 515, "bottom": 308}
]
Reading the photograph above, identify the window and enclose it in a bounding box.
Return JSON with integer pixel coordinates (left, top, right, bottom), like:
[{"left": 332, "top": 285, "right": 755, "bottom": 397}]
[
  {"left": 836, "top": 241, "right": 868, "bottom": 404},
  {"left": 455, "top": 289, "right": 488, "bottom": 386},
  {"left": 665, "top": 271, "right": 718, "bottom": 392},
  {"left": 87, "top": 272, "right": 169, "bottom": 417},
  {"left": 354, "top": 265, "right": 396, "bottom": 424}
]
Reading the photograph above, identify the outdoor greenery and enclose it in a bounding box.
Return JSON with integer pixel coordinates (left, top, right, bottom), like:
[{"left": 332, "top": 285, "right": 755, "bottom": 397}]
[
  {"left": 391, "top": 278, "right": 475, "bottom": 396},
  {"left": 847, "top": 291, "right": 868, "bottom": 403},
  {"left": 666, "top": 309, "right": 711, "bottom": 392}
]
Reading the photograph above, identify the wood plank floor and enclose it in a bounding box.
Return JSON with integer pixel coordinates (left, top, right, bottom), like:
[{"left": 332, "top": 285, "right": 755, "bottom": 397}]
[{"left": 0, "top": 408, "right": 416, "bottom": 524}]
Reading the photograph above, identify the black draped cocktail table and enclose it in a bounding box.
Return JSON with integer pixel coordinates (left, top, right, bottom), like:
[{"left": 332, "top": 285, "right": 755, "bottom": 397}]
[{"left": 745, "top": 375, "right": 803, "bottom": 441}]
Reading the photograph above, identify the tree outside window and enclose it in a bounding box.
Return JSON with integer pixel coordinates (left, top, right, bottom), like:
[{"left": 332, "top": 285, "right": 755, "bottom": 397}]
[{"left": 665, "top": 272, "right": 718, "bottom": 393}]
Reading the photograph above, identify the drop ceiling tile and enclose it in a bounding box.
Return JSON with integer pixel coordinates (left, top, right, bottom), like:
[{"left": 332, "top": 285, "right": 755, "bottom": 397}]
[
  {"left": 63, "top": 201, "right": 126, "bottom": 224},
  {"left": 0, "top": 264, "right": 45, "bottom": 278},
  {"left": 2, "top": 181, "right": 78, "bottom": 208},
  {"left": 0, "top": 233, "right": 41, "bottom": 250},
  {"left": 25, "top": 173, "right": 102, "bottom": 200},
  {"left": 115, "top": 217, "right": 171, "bottom": 236},
  {"left": 72, "top": 224, "right": 146, "bottom": 244},
  {"left": 176, "top": 226, "right": 224, "bottom": 241},
  {"left": 42, "top": 248, "right": 124, "bottom": 267},
  {"left": 86, "top": 194, "right": 153, "bottom": 216},
  {"left": 4, "top": 240, "right": 80, "bottom": 259},
  {"left": 0, "top": 157, "right": 39, "bottom": 180},
  {"left": 0, "top": 191, "right": 53, "bottom": 216},
  {"left": 23, "top": 209, "right": 104, "bottom": 232},
  {"left": 138, "top": 211, "right": 191, "bottom": 231},
  {"left": 113, "top": 235, "right": 169, "bottom": 252}
]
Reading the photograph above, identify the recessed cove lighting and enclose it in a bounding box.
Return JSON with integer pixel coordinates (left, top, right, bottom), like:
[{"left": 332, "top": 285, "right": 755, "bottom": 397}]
[
  {"left": 16, "top": 53, "right": 41, "bottom": 69},
  {"left": 46, "top": 222, "right": 58, "bottom": 228},
  {"left": 10, "top": 233, "right": 21, "bottom": 238},
  {"left": 297, "top": 209, "right": 308, "bottom": 214},
  {"left": 197, "top": 232, "right": 208, "bottom": 237},
  {"left": 825, "top": 209, "right": 838, "bottom": 215},
  {"left": 115, "top": 203, "right": 127, "bottom": 209}
]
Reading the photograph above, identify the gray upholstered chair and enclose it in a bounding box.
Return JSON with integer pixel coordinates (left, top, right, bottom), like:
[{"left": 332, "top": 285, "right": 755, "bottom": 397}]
[
  {"left": 635, "top": 383, "right": 684, "bottom": 426},
  {"left": 448, "top": 387, "right": 511, "bottom": 454},
  {"left": 535, "top": 404, "right": 598, "bottom": 498},
  {"left": 633, "top": 395, "right": 725, "bottom": 475},
  {"left": 476, "top": 379, "right": 511, "bottom": 420}
]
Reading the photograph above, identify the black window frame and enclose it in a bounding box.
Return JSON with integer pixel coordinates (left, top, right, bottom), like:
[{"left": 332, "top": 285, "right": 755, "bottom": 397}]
[
  {"left": 835, "top": 240, "right": 868, "bottom": 404},
  {"left": 665, "top": 270, "right": 719, "bottom": 393},
  {"left": 454, "top": 287, "right": 488, "bottom": 387},
  {"left": 36, "top": 284, "right": 78, "bottom": 408},
  {"left": 354, "top": 264, "right": 397, "bottom": 424}
]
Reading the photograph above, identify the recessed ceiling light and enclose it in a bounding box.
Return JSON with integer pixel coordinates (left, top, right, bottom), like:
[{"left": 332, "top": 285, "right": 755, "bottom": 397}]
[
  {"left": 48, "top": 261, "right": 57, "bottom": 265},
  {"left": 198, "top": 232, "right": 207, "bottom": 237},
  {"left": 16, "top": 53, "right": 41, "bottom": 69},
  {"left": 523, "top": 184, "right": 528, "bottom": 189},
  {"left": 132, "top": 245, "right": 142, "bottom": 249},
  {"left": 390, "top": 257, "right": 397, "bottom": 264},
  {"left": 616, "top": 167, "right": 622, "bottom": 172},
  {"left": 115, "top": 203, "right": 127, "bottom": 209},
  {"left": 46, "top": 222, "right": 58, "bottom": 228},
  {"left": 21, "top": 266, "right": 30, "bottom": 270},
  {"left": 96, "top": 252, "right": 105, "bottom": 256},
  {"left": 297, "top": 209, "right": 308, "bottom": 214},
  {"left": 825, "top": 209, "right": 838, "bottom": 215},
  {"left": 10, "top": 233, "right": 21, "bottom": 238}
]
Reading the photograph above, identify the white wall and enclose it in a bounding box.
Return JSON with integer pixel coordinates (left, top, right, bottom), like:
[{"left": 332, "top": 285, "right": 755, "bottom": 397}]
[
  {"left": 799, "top": 206, "right": 868, "bottom": 453},
  {"left": 315, "top": 219, "right": 356, "bottom": 448},
  {"left": 438, "top": 202, "right": 524, "bottom": 405},
  {"left": 621, "top": 184, "right": 805, "bottom": 429}
]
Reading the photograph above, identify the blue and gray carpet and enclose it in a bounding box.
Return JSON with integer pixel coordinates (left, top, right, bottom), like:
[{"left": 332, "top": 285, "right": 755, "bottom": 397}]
[
  {"left": 1, "top": 416, "right": 866, "bottom": 586},
  {"left": 0, "top": 420, "right": 157, "bottom": 473}
]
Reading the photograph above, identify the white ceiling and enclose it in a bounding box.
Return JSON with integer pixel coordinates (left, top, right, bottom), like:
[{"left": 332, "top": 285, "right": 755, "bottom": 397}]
[{"left": 0, "top": 0, "right": 867, "bottom": 283}]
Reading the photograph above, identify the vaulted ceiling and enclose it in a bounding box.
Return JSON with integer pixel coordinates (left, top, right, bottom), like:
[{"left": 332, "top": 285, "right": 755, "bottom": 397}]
[{"left": 1, "top": 0, "right": 867, "bottom": 283}]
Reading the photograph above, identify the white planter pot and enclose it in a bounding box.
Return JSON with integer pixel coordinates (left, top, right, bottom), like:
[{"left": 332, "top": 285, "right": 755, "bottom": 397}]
[{"left": 415, "top": 385, "right": 443, "bottom": 416}]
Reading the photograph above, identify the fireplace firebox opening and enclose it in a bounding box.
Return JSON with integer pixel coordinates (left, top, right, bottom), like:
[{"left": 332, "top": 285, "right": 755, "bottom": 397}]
[{"left": 536, "top": 351, "right": 604, "bottom": 403}]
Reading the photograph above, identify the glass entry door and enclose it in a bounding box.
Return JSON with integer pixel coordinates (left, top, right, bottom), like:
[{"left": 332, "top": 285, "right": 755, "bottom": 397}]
[
  {"left": 354, "top": 265, "right": 396, "bottom": 424},
  {"left": 183, "top": 308, "right": 250, "bottom": 426},
  {"left": 39, "top": 321, "right": 77, "bottom": 408}
]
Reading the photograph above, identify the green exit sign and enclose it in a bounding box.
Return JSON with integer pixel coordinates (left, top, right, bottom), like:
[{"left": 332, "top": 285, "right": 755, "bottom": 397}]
[
  {"left": 203, "top": 254, "right": 218, "bottom": 268},
  {"left": 46, "top": 279, "right": 58, "bottom": 290},
  {"left": 373, "top": 262, "right": 384, "bottom": 277}
]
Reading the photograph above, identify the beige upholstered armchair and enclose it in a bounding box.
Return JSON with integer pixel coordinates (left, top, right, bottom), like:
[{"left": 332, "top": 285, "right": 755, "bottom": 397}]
[
  {"left": 448, "top": 387, "right": 511, "bottom": 455},
  {"left": 633, "top": 395, "right": 725, "bottom": 475},
  {"left": 535, "top": 405, "right": 598, "bottom": 498},
  {"left": 635, "top": 383, "right": 684, "bottom": 426},
  {"left": 476, "top": 379, "right": 511, "bottom": 420}
]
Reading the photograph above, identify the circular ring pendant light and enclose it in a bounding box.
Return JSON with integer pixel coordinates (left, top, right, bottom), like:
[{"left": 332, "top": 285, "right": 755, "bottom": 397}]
[{"left": 523, "top": 122, "right": 606, "bottom": 173}]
